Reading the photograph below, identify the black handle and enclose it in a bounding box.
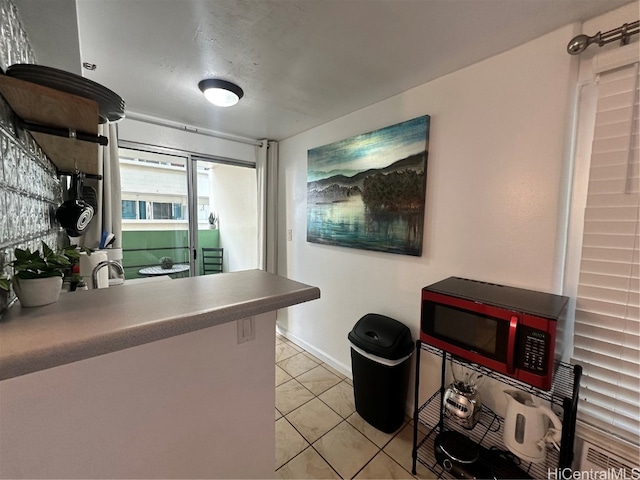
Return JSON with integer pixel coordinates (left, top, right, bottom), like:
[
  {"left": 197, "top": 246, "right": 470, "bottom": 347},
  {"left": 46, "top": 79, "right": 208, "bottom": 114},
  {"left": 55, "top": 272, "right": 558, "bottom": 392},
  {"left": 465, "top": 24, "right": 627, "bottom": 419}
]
[{"left": 18, "top": 119, "right": 108, "bottom": 146}]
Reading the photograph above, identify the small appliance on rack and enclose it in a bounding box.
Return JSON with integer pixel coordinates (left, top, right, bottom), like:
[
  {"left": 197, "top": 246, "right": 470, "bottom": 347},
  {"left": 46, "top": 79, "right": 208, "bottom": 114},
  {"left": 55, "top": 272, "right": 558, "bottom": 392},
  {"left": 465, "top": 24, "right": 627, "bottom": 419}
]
[
  {"left": 434, "top": 430, "right": 483, "bottom": 479},
  {"left": 443, "top": 360, "right": 484, "bottom": 429},
  {"left": 433, "top": 430, "right": 532, "bottom": 479},
  {"left": 503, "top": 389, "right": 562, "bottom": 464},
  {"left": 420, "top": 276, "right": 570, "bottom": 390}
]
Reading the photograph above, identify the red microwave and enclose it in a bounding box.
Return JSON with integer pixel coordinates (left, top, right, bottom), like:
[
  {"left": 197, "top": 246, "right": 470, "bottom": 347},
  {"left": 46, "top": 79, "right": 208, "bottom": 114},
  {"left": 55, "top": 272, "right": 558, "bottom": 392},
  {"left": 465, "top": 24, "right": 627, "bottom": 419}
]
[{"left": 420, "top": 277, "right": 569, "bottom": 390}]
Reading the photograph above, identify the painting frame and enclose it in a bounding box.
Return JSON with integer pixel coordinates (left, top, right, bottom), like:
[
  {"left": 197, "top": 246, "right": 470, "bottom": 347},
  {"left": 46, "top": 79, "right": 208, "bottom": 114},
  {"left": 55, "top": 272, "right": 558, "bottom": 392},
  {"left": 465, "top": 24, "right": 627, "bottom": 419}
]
[{"left": 306, "top": 115, "right": 430, "bottom": 256}]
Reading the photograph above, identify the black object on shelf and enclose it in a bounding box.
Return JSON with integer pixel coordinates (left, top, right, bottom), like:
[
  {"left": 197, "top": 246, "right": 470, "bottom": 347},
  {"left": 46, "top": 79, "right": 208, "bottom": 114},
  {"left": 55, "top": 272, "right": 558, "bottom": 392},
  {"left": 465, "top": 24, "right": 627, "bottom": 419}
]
[
  {"left": 411, "top": 341, "right": 581, "bottom": 479},
  {"left": 17, "top": 118, "right": 108, "bottom": 146},
  {"left": 432, "top": 429, "right": 532, "bottom": 479},
  {"left": 348, "top": 313, "right": 413, "bottom": 433},
  {"left": 58, "top": 171, "right": 102, "bottom": 181}
]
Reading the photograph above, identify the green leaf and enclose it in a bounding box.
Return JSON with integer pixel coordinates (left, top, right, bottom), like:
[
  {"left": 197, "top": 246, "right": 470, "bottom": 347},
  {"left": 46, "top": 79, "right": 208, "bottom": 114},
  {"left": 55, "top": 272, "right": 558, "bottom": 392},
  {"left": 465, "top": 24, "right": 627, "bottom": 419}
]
[
  {"left": 15, "top": 270, "right": 40, "bottom": 279},
  {"left": 64, "top": 248, "right": 81, "bottom": 259},
  {"left": 25, "top": 259, "right": 47, "bottom": 271},
  {"left": 42, "top": 241, "right": 54, "bottom": 258},
  {"left": 5, "top": 242, "right": 81, "bottom": 281},
  {"left": 48, "top": 258, "right": 71, "bottom": 270},
  {"left": 14, "top": 248, "right": 31, "bottom": 262},
  {"left": 38, "top": 271, "right": 63, "bottom": 278}
]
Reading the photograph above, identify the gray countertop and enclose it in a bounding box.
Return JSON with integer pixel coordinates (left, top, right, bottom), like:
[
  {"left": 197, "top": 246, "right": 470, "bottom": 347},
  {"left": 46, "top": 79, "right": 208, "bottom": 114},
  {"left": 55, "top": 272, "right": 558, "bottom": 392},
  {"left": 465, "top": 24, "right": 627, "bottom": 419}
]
[{"left": 0, "top": 270, "right": 320, "bottom": 381}]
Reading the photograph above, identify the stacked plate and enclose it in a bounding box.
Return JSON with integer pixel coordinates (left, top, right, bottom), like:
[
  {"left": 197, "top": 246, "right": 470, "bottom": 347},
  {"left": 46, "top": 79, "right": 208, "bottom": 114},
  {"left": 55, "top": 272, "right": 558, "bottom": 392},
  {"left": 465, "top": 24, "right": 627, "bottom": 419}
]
[{"left": 6, "top": 64, "right": 126, "bottom": 123}]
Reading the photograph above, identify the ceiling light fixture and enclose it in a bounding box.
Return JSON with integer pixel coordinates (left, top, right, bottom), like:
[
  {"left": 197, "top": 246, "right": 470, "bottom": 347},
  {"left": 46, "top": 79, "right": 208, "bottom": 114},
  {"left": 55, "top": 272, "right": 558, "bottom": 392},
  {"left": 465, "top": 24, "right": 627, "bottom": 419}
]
[{"left": 198, "top": 79, "right": 244, "bottom": 107}]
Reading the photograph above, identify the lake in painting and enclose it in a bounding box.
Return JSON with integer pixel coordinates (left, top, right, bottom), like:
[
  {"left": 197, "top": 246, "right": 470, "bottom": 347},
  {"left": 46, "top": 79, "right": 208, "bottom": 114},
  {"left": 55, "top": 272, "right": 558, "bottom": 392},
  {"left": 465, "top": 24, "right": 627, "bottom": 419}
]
[{"left": 307, "top": 115, "right": 430, "bottom": 256}]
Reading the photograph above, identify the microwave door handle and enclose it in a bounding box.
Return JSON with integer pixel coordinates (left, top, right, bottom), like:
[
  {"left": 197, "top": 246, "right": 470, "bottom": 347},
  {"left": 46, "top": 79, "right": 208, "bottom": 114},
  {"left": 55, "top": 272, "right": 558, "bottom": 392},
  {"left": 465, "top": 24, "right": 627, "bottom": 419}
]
[{"left": 507, "top": 315, "right": 518, "bottom": 374}]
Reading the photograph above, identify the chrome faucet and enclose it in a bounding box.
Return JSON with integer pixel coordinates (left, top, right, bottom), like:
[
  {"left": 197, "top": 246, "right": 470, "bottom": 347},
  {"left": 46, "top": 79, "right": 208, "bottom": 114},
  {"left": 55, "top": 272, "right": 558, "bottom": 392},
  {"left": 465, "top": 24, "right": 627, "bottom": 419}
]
[{"left": 92, "top": 260, "right": 125, "bottom": 289}]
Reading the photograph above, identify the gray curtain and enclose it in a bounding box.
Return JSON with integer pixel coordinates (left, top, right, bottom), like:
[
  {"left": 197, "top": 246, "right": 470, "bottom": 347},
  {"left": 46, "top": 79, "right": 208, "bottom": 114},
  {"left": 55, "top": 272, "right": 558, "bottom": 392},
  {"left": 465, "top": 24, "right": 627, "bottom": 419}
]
[
  {"left": 256, "top": 139, "right": 278, "bottom": 273},
  {"left": 81, "top": 122, "right": 122, "bottom": 251}
]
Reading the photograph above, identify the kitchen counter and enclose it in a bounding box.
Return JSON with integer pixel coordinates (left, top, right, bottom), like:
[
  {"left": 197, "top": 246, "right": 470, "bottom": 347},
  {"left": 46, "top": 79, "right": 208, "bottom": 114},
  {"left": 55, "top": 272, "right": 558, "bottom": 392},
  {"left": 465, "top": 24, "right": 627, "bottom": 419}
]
[
  {"left": 0, "top": 269, "right": 320, "bottom": 381},
  {"left": 1, "top": 269, "right": 319, "bottom": 478}
]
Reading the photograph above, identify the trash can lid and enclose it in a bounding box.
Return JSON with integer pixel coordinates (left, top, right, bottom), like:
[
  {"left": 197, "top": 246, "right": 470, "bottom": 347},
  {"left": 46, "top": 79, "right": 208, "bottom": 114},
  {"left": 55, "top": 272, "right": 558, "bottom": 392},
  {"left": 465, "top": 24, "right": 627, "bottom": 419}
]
[{"left": 348, "top": 313, "right": 414, "bottom": 360}]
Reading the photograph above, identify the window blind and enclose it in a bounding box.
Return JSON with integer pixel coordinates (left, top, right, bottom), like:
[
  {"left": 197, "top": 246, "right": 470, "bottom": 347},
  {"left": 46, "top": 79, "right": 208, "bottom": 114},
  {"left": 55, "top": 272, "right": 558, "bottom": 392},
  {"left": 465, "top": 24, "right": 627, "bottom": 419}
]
[{"left": 572, "top": 61, "right": 640, "bottom": 446}]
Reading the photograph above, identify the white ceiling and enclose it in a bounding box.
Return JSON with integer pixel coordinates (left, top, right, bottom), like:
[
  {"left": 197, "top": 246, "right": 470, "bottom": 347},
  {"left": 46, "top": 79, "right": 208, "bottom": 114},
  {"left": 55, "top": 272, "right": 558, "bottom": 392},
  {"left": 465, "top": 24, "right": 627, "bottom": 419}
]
[{"left": 15, "top": 0, "right": 635, "bottom": 141}]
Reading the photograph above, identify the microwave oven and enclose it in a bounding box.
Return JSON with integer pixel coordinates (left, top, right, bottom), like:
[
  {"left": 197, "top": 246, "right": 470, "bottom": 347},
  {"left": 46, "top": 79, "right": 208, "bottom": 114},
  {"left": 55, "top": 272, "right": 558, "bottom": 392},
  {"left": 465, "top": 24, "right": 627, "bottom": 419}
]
[{"left": 421, "top": 277, "right": 569, "bottom": 390}]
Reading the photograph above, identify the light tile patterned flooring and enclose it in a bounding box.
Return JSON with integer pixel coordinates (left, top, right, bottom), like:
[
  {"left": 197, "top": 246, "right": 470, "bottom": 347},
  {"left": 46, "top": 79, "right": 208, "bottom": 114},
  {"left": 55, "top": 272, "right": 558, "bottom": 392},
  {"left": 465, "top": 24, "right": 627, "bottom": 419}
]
[{"left": 275, "top": 333, "right": 437, "bottom": 479}]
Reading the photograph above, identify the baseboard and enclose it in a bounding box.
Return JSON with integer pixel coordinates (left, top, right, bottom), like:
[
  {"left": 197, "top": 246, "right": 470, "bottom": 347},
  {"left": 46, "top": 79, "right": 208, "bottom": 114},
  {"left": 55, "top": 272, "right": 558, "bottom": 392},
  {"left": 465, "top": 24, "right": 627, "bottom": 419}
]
[
  {"left": 276, "top": 325, "right": 352, "bottom": 379},
  {"left": 277, "top": 324, "right": 418, "bottom": 421}
]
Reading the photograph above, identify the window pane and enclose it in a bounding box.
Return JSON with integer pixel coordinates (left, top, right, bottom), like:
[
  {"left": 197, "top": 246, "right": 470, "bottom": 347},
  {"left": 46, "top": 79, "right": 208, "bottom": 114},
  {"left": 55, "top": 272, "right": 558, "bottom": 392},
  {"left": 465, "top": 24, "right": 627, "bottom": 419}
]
[
  {"left": 153, "top": 202, "right": 173, "bottom": 220},
  {"left": 122, "top": 200, "right": 137, "bottom": 219},
  {"left": 173, "top": 203, "right": 182, "bottom": 220},
  {"left": 138, "top": 201, "right": 146, "bottom": 220}
]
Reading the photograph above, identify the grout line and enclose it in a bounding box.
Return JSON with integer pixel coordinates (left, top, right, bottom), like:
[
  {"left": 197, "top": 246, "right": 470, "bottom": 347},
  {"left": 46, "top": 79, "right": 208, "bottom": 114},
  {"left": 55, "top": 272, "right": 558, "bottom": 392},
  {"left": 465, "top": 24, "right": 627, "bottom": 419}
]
[
  {"left": 307, "top": 444, "right": 344, "bottom": 479},
  {"left": 276, "top": 338, "right": 413, "bottom": 479},
  {"left": 315, "top": 380, "right": 355, "bottom": 420},
  {"left": 378, "top": 450, "right": 418, "bottom": 480},
  {"left": 277, "top": 326, "right": 352, "bottom": 378},
  {"left": 275, "top": 346, "right": 301, "bottom": 364},
  {"left": 275, "top": 417, "right": 311, "bottom": 471},
  {"left": 276, "top": 378, "right": 317, "bottom": 415},
  {"left": 313, "top": 418, "right": 377, "bottom": 479}
]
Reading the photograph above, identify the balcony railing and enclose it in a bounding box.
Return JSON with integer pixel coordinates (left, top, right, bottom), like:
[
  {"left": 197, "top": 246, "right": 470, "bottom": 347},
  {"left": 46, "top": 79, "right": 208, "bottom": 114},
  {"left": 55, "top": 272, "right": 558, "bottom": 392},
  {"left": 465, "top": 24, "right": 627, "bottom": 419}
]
[{"left": 122, "top": 245, "right": 190, "bottom": 279}]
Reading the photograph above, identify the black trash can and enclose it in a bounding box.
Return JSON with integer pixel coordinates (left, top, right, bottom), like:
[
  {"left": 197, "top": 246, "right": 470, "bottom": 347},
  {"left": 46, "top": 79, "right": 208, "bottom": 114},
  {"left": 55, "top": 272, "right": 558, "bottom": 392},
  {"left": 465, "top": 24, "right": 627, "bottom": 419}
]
[{"left": 348, "top": 313, "right": 414, "bottom": 433}]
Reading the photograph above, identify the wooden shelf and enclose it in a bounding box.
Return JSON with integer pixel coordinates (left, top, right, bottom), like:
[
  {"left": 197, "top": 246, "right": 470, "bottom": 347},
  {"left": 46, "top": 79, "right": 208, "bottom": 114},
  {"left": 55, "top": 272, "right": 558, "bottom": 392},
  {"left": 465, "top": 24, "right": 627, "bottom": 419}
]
[{"left": 0, "top": 74, "right": 101, "bottom": 175}]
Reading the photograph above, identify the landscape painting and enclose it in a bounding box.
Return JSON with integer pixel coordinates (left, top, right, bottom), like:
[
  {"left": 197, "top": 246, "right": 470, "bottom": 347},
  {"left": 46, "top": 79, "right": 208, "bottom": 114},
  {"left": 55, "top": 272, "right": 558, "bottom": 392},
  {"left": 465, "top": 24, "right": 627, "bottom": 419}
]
[{"left": 307, "top": 115, "right": 430, "bottom": 256}]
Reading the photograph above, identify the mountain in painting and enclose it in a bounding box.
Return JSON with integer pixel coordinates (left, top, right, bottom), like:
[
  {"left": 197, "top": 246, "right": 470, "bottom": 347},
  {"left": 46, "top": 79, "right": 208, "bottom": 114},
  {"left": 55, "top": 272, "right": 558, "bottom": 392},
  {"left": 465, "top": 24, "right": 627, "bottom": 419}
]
[
  {"left": 307, "top": 152, "right": 426, "bottom": 207},
  {"left": 308, "top": 152, "right": 425, "bottom": 190}
]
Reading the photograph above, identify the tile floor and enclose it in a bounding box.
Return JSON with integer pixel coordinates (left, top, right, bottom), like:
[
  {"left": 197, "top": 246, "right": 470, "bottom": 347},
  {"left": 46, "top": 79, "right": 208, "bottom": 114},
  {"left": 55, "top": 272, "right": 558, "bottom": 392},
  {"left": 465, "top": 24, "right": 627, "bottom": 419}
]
[{"left": 275, "top": 333, "right": 437, "bottom": 479}]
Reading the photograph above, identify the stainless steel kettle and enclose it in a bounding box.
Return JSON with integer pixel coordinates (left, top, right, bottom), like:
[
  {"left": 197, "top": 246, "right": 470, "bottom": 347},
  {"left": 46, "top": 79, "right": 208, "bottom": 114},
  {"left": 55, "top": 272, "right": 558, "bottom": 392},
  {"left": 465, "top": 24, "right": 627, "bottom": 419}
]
[{"left": 503, "top": 389, "right": 562, "bottom": 464}]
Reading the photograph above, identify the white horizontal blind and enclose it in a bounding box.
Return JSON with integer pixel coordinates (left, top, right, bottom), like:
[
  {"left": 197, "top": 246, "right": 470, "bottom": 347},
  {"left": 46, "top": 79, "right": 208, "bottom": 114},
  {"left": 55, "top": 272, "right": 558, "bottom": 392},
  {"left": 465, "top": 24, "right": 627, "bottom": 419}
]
[{"left": 572, "top": 61, "right": 640, "bottom": 446}]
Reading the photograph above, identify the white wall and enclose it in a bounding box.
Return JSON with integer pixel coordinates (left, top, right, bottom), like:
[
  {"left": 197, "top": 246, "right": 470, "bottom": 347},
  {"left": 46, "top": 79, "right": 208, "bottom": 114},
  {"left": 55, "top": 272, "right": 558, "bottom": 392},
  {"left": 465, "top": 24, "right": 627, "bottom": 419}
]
[
  {"left": 118, "top": 118, "right": 258, "bottom": 163},
  {"left": 277, "top": 23, "right": 580, "bottom": 386}
]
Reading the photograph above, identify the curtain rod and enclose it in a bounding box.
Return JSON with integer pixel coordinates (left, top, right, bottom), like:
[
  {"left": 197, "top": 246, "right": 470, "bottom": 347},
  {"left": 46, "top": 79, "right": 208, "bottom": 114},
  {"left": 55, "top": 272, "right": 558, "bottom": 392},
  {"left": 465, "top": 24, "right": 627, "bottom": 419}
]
[
  {"left": 124, "top": 111, "right": 264, "bottom": 147},
  {"left": 567, "top": 20, "right": 639, "bottom": 55}
]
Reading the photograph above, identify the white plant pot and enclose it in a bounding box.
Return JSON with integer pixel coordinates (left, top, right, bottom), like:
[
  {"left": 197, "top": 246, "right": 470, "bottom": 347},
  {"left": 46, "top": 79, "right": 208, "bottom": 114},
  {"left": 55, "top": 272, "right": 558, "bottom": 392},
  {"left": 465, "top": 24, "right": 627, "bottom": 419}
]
[{"left": 13, "top": 276, "right": 63, "bottom": 307}]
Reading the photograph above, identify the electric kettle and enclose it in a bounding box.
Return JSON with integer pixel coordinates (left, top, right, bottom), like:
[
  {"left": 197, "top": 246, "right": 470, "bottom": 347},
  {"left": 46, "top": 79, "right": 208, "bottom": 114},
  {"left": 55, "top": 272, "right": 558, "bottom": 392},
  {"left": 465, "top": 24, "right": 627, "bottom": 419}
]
[{"left": 503, "top": 389, "right": 562, "bottom": 464}]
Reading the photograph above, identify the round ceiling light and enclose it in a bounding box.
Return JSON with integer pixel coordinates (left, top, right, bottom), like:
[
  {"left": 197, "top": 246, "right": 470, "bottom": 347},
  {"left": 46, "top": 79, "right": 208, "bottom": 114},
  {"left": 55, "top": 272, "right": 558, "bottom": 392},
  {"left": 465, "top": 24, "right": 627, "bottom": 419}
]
[{"left": 198, "top": 79, "right": 244, "bottom": 107}]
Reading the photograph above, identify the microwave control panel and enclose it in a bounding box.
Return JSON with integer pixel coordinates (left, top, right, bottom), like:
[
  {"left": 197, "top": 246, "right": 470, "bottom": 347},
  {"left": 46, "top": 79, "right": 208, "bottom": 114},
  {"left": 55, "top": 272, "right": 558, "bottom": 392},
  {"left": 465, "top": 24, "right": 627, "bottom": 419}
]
[{"left": 518, "top": 326, "right": 549, "bottom": 374}]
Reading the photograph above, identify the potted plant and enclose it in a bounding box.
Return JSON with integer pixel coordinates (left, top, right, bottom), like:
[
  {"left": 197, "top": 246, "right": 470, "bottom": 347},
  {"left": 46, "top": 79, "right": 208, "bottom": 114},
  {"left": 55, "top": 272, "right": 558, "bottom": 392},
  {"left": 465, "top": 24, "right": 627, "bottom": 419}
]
[
  {"left": 159, "top": 256, "right": 174, "bottom": 269},
  {"left": 0, "top": 242, "right": 84, "bottom": 307},
  {"left": 208, "top": 212, "right": 218, "bottom": 229}
]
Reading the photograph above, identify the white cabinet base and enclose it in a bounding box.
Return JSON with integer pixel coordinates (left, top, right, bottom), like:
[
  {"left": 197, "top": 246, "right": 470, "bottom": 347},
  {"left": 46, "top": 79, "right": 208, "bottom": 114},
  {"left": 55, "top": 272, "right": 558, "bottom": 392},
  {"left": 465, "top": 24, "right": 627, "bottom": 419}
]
[{"left": 0, "top": 312, "right": 276, "bottom": 479}]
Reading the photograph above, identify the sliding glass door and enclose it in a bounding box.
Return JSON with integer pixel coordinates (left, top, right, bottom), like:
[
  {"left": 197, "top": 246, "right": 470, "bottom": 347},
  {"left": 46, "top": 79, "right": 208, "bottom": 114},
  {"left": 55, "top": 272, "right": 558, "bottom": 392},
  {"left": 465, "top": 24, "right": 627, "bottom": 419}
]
[{"left": 118, "top": 143, "right": 258, "bottom": 280}]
